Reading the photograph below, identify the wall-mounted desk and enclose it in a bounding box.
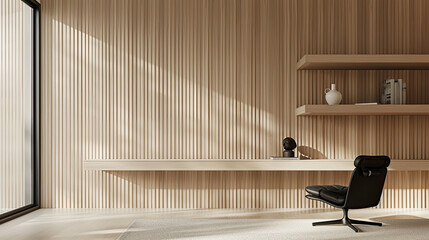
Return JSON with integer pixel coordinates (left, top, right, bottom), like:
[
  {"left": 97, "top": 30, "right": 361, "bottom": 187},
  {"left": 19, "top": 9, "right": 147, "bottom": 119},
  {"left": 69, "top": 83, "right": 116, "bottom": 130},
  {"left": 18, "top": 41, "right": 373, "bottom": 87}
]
[{"left": 84, "top": 159, "right": 429, "bottom": 171}]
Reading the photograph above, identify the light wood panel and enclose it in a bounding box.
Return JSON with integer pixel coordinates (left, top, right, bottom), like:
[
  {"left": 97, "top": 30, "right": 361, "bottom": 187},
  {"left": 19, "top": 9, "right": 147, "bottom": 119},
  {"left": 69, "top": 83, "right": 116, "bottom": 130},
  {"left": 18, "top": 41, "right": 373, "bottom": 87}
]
[
  {"left": 41, "top": 0, "right": 429, "bottom": 209},
  {"left": 296, "top": 104, "right": 429, "bottom": 116},
  {"left": 297, "top": 54, "right": 429, "bottom": 70},
  {"left": 84, "top": 159, "right": 429, "bottom": 171}
]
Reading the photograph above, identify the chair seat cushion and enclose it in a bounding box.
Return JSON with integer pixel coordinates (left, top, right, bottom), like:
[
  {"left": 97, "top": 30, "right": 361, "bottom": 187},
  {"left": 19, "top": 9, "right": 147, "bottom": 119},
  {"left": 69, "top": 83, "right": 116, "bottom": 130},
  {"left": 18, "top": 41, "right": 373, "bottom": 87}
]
[{"left": 305, "top": 185, "right": 348, "bottom": 205}]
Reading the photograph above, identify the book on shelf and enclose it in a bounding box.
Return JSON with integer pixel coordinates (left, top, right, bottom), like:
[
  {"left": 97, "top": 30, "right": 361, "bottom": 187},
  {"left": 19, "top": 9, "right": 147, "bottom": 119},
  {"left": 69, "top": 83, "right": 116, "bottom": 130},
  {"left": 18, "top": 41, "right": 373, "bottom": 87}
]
[
  {"left": 395, "top": 80, "right": 399, "bottom": 104},
  {"left": 396, "top": 79, "right": 403, "bottom": 104},
  {"left": 381, "top": 78, "right": 407, "bottom": 104},
  {"left": 384, "top": 79, "right": 394, "bottom": 104}
]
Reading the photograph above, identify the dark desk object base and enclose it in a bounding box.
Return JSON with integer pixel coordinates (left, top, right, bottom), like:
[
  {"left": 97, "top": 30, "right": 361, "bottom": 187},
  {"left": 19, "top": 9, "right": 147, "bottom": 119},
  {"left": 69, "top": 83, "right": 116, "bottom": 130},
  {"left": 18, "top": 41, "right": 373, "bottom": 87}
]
[
  {"left": 283, "top": 150, "right": 294, "bottom": 157},
  {"left": 312, "top": 208, "right": 382, "bottom": 232}
]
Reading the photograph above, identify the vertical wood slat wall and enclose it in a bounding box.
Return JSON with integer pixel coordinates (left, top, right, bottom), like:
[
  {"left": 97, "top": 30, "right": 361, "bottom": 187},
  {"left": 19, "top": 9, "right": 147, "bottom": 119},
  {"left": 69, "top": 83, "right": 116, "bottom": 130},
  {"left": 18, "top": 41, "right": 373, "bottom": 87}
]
[
  {"left": 40, "top": 0, "right": 429, "bottom": 208},
  {"left": 0, "top": 0, "right": 27, "bottom": 211}
]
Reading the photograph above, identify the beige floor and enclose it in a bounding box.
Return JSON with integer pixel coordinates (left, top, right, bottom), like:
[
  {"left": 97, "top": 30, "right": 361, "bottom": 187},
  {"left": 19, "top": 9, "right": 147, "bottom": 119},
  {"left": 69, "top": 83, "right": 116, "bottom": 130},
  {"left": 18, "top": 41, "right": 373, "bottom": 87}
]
[
  {"left": 0, "top": 209, "right": 12, "bottom": 215},
  {"left": 0, "top": 208, "right": 428, "bottom": 240}
]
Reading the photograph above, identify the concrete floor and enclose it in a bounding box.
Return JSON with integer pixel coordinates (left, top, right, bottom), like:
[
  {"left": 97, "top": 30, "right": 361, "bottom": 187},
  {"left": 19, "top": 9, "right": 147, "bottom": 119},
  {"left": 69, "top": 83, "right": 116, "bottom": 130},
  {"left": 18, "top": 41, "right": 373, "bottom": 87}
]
[{"left": 0, "top": 208, "right": 428, "bottom": 240}]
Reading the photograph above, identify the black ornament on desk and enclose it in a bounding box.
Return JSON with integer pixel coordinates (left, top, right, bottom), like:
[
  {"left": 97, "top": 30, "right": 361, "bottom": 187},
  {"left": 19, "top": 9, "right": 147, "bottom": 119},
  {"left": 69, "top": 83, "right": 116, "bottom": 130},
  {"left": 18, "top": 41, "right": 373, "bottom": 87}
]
[{"left": 282, "top": 137, "right": 297, "bottom": 157}]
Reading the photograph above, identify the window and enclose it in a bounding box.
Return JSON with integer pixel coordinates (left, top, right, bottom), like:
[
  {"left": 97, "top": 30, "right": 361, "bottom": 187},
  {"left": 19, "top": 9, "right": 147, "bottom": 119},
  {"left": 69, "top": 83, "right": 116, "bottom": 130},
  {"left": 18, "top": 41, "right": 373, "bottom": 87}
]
[{"left": 0, "top": 0, "right": 40, "bottom": 223}]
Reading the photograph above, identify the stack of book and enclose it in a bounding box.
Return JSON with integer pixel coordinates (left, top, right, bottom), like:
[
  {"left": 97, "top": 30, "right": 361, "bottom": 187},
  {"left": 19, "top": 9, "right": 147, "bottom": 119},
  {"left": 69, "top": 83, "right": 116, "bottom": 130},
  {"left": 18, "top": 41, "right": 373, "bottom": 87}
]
[{"left": 381, "top": 79, "right": 407, "bottom": 104}]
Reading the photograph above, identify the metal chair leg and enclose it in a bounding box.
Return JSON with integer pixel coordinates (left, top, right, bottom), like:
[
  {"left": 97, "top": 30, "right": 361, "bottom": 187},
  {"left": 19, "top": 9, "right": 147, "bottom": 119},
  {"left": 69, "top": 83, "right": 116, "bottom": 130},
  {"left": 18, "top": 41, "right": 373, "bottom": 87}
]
[
  {"left": 312, "top": 219, "right": 343, "bottom": 226},
  {"left": 345, "top": 219, "right": 359, "bottom": 232},
  {"left": 311, "top": 209, "right": 382, "bottom": 232},
  {"left": 350, "top": 219, "right": 382, "bottom": 226}
]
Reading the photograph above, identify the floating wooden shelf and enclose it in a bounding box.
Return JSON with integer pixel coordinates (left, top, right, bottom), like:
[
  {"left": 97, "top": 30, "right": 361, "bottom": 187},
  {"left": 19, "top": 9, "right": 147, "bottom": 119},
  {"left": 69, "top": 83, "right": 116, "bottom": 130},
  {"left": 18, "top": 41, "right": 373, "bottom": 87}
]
[
  {"left": 296, "top": 54, "right": 429, "bottom": 70},
  {"left": 296, "top": 104, "right": 429, "bottom": 116},
  {"left": 84, "top": 159, "right": 429, "bottom": 171}
]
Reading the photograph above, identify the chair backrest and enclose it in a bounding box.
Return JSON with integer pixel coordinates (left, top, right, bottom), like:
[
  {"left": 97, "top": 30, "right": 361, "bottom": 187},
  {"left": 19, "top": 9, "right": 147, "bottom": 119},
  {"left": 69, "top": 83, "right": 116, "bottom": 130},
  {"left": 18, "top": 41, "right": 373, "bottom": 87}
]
[{"left": 344, "top": 155, "right": 390, "bottom": 209}]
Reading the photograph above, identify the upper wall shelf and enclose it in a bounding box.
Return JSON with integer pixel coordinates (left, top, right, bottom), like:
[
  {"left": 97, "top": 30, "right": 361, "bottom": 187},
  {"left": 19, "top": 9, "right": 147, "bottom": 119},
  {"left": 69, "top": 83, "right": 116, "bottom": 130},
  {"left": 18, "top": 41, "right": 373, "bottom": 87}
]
[
  {"left": 296, "top": 104, "right": 429, "bottom": 116},
  {"left": 296, "top": 54, "right": 429, "bottom": 70}
]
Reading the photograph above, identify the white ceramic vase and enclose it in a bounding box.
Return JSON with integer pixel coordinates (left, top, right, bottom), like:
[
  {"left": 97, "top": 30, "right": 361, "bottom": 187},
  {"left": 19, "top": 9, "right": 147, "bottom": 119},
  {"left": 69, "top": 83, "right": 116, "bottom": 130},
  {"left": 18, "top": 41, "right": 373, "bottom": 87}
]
[{"left": 325, "top": 84, "right": 342, "bottom": 105}]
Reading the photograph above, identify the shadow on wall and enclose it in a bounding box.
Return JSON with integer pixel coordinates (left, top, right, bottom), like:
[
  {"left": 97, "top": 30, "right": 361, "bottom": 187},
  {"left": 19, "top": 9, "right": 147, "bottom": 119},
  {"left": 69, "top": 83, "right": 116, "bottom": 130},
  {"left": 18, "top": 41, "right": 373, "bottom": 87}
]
[
  {"left": 100, "top": 170, "right": 353, "bottom": 208},
  {"left": 47, "top": 0, "right": 293, "bottom": 162},
  {"left": 42, "top": 0, "right": 301, "bottom": 208}
]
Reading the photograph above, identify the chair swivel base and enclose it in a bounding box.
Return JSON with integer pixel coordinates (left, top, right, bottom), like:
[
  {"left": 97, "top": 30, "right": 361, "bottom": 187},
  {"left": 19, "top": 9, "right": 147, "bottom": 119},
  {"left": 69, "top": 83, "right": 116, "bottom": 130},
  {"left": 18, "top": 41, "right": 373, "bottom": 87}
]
[{"left": 312, "top": 209, "right": 382, "bottom": 232}]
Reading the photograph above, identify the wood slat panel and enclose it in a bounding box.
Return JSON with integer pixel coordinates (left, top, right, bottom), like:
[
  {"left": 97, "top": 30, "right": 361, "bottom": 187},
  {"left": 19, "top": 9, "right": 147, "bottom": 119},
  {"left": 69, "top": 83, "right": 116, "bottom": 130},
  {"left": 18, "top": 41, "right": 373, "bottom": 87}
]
[{"left": 41, "top": 0, "right": 429, "bottom": 208}]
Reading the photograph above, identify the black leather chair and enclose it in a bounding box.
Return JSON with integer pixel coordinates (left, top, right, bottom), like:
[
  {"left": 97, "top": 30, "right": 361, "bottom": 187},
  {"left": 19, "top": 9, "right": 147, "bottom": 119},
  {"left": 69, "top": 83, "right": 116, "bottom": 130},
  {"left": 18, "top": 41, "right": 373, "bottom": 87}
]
[{"left": 305, "top": 155, "right": 390, "bottom": 232}]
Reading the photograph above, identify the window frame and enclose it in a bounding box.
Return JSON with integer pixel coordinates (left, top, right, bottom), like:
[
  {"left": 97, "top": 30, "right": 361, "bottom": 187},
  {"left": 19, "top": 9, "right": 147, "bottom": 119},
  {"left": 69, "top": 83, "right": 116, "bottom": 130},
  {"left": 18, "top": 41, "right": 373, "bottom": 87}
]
[{"left": 0, "top": 0, "right": 40, "bottom": 224}]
